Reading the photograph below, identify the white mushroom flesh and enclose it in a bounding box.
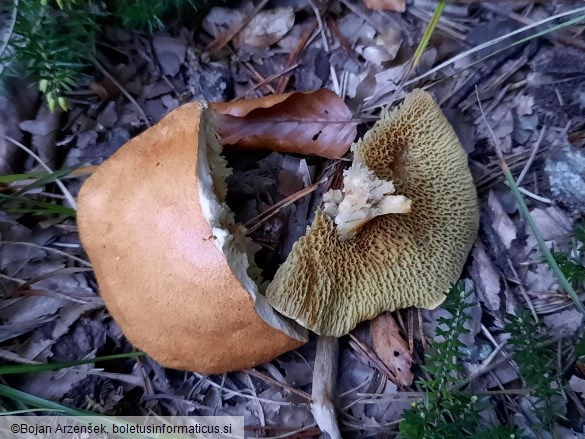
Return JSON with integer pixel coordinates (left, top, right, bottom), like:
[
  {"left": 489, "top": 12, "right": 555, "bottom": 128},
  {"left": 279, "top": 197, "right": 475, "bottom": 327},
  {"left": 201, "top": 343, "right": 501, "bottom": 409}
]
[{"left": 323, "top": 159, "right": 411, "bottom": 240}]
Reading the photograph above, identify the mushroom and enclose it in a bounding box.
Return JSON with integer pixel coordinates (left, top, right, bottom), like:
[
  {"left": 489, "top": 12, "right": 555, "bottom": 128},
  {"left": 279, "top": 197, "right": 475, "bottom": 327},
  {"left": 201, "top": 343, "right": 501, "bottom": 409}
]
[
  {"left": 77, "top": 89, "right": 478, "bottom": 375},
  {"left": 265, "top": 90, "right": 479, "bottom": 336},
  {"left": 77, "top": 102, "right": 307, "bottom": 374}
]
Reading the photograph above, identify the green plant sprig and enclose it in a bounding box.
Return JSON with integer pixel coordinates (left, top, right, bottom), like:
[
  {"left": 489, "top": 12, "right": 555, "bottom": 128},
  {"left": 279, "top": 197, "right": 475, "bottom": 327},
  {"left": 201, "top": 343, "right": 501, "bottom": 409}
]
[
  {"left": 550, "top": 223, "right": 585, "bottom": 289},
  {"left": 420, "top": 285, "right": 474, "bottom": 400},
  {"left": 0, "top": 193, "right": 76, "bottom": 217},
  {"left": 1, "top": 0, "right": 207, "bottom": 110},
  {"left": 113, "top": 0, "right": 200, "bottom": 32},
  {"left": 505, "top": 313, "right": 566, "bottom": 433},
  {"left": 399, "top": 282, "right": 522, "bottom": 438},
  {"left": 551, "top": 251, "right": 585, "bottom": 288},
  {"left": 3, "top": 0, "right": 101, "bottom": 111}
]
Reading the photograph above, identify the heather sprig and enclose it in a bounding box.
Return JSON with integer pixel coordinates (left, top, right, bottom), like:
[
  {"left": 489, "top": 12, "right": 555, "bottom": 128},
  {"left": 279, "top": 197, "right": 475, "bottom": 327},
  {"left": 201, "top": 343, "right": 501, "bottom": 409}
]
[
  {"left": 505, "top": 313, "right": 566, "bottom": 432},
  {"left": 399, "top": 282, "right": 516, "bottom": 438},
  {"left": 2, "top": 0, "right": 100, "bottom": 111},
  {"left": 113, "top": 0, "right": 200, "bottom": 32},
  {"left": 1, "top": 0, "right": 207, "bottom": 111},
  {"left": 550, "top": 250, "right": 585, "bottom": 288}
]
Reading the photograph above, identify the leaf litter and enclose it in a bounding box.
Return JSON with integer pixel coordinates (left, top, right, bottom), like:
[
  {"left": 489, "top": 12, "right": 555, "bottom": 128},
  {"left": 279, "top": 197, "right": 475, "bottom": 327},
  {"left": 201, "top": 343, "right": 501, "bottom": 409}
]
[{"left": 1, "top": 0, "right": 585, "bottom": 436}]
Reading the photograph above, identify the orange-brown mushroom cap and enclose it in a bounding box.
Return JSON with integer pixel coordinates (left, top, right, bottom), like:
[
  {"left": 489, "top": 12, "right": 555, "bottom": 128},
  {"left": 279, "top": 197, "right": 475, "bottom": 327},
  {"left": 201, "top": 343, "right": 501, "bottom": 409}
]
[
  {"left": 77, "top": 102, "right": 304, "bottom": 374},
  {"left": 265, "top": 90, "right": 480, "bottom": 336}
]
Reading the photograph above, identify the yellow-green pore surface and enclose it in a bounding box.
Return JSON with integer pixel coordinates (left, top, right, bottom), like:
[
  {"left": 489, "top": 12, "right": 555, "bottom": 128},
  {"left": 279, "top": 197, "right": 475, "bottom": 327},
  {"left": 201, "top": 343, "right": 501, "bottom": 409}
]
[{"left": 265, "top": 90, "right": 479, "bottom": 336}]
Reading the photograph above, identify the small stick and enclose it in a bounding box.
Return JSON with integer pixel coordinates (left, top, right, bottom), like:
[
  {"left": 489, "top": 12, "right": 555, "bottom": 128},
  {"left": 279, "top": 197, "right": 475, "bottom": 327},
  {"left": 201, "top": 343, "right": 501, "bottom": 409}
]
[
  {"left": 407, "top": 308, "right": 414, "bottom": 354},
  {"left": 311, "top": 336, "right": 342, "bottom": 439},
  {"left": 242, "top": 62, "right": 277, "bottom": 95},
  {"left": 238, "top": 63, "right": 300, "bottom": 100},
  {"left": 348, "top": 334, "right": 398, "bottom": 384},
  {"left": 506, "top": 258, "right": 539, "bottom": 322},
  {"left": 516, "top": 125, "right": 547, "bottom": 186},
  {"left": 246, "top": 369, "right": 311, "bottom": 400},
  {"left": 418, "top": 309, "right": 426, "bottom": 349}
]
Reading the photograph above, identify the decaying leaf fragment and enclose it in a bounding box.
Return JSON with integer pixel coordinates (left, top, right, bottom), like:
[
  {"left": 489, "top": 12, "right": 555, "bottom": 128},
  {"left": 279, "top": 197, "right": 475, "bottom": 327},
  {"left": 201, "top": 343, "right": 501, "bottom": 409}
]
[
  {"left": 210, "top": 89, "right": 357, "bottom": 159},
  {"left": 371, "top": 313, "right": 413, "bottom": 387},
  {"left": 363, "top": 0, "right": 405, "bottom": 12}
]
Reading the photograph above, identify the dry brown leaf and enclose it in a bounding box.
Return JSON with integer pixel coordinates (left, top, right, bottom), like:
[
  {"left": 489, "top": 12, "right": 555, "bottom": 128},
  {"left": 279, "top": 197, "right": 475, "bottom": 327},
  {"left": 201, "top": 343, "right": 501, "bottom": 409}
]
[
  {"left": 370, "top": 313, "right": 413, "bottom": 387},
  {"left": 363, "top": 0, "right": 405, "bottom": 12},
  {"left": 210, "top": 89, "right": 357, "bottom": 159}
]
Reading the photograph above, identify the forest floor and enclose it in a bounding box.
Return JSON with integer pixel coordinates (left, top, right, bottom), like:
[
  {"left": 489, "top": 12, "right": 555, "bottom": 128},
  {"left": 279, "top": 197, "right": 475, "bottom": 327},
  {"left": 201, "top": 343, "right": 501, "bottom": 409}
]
[{"left": 1, "top": 0, "right": 585, "bottom": 437}]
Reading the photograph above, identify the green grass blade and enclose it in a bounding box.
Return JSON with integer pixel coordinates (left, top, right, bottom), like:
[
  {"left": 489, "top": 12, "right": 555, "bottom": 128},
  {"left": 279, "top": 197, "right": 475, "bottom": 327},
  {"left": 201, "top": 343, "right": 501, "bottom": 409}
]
[
  {"left": 413, "top": 1, "right": 445, "bottom": 68},
  {"left": 0, "top": 384, "right": 91, "bottom": 416},
  {"left": 382, "top": 1, "right": 445, "bottom": 111},
  {"left": 8, "top": 168, "right": 75, "bottom": 198},
  {"left": 0, "top": 385, "right": 200, "bottom": 439},
  {"left": 502, "top": 168, "right": 585, "bottom": 316},
  {"left": 0, "top": 352, "right": 145, "bottom": 375},
  {"left": 367, "top": 8, "right": 585, "bottom": 112},
  {"left": 0, "top": 194, "right": 77, "bottom": 217},
  {"left": 408, "top": 12, "right": 585, "bottom": 88},
  {"left": 0, "top": 165, "right": 94, "bottom": 184},
  {"left": 1, "top": 409, "right": 66, "bottom": 415},
  {"left": 0, "top": 172, "right": 51, "bottom": 184},
  {"left": 477, "top": 89, "right": 585, "bottom": 317}
]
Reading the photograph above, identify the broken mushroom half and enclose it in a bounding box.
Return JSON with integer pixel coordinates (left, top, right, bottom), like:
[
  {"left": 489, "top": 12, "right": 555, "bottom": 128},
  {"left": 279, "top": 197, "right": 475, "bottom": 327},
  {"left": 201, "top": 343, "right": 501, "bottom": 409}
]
[
  {"left": 77, "top": 90, "right": 479, "bottom": 374},
  {"left": 77, "top": 102, "right": 306, "bottom": 374},
  {"left": 267, "top": 90, "right": 479, "bottom": 336}
]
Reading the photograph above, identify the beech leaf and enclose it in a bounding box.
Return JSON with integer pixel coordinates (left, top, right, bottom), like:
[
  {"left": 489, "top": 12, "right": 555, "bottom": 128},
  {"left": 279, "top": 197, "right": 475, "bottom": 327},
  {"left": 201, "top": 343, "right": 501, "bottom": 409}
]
[{"left": 210, "top": 89, "right": 357, "bottom": 159}]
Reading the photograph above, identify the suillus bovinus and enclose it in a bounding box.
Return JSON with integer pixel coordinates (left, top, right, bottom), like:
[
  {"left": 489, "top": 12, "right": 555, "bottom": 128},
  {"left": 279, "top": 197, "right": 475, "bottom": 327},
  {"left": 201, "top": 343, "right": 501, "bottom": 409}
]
[{"left": 77, "top": 90, "right": 479, "bottom": 373}]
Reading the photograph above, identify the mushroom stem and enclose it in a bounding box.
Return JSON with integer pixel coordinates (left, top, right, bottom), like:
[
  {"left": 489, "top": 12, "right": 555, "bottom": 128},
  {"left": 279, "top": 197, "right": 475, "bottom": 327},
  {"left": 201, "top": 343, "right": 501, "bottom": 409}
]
[{"left": 311, "top": 336, "right": 342, "bottom": 439}]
